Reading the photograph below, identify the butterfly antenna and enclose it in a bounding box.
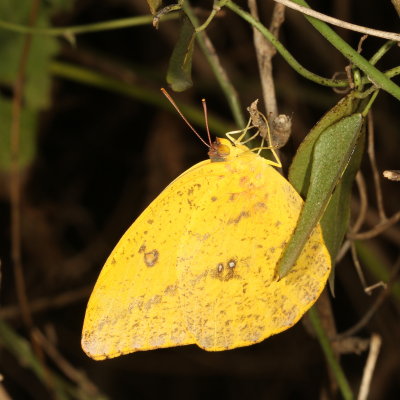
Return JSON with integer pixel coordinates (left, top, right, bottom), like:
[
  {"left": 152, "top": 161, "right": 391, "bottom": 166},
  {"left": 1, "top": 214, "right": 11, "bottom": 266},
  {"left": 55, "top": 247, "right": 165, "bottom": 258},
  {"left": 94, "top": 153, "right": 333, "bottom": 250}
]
[
  {"left": 201, "top": 98, "right": 212, "bottom": 146},
  {"left": 161, "top": 88, "right": 210, "bottom": 148}
]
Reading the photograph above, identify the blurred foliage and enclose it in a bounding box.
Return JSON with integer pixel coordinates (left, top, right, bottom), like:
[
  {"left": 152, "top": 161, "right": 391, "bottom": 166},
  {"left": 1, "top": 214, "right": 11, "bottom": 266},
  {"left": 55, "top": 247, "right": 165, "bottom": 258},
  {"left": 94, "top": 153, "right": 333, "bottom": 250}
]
[{"left": 0, "top": 0, "right": 73, "bottom": 169}]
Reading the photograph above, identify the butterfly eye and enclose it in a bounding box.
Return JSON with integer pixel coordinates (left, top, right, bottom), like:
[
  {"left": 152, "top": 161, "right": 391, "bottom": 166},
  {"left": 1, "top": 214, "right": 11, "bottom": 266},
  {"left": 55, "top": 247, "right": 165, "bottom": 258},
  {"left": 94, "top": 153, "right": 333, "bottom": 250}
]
[{"left": 208, "top": 140, "right": 231, "bottom": 162}]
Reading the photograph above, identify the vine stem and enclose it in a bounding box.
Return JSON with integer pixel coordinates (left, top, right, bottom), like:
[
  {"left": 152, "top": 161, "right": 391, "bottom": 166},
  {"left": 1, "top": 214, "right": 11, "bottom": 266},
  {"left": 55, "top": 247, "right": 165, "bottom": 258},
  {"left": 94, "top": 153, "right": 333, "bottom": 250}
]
[
  {"left": 183, "top": 1, "right": 246, "bottom": 128},
  {"left": 0, "top": 13, "right": 177, "bottom": 36},
  {"left": 274, "top": 0, "right": 400, "bottom": 41},
  {"left": 308, "top": 307, "right": 354, "bottom": 400},
  {"left": 285, "top": 0, "right": 400, "bottom": 101},
  {"left": 369, "top": 41, "right": 396, "bottom": 66},
  {"left": 224, "top": 1, "right": 347, "bottom": 88}
]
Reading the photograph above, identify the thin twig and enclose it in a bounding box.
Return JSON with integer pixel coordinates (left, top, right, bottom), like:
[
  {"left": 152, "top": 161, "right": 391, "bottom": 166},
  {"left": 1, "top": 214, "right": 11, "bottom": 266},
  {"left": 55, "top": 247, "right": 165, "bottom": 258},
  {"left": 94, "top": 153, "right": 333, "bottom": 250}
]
[
  {"left": 335, "top": 172, "right": 368, "bottom": 263},
  {"left": 0, "top": 287, "right": 91, "bottom": 320},
  {"left": 350, "top": 200, "right": 400, "bottom": 246},
  {"left": 248, "top": 1, "right": 291, "bottom": 149},
  {"left": 336, "top": 240, "right": 351, "bottom": 263},
  {"left": 348, "top": 211, "right": 400, "bottom": 240},
  {"left": 333, "top": 337, "right": 370, "bottom": 355},
  {"left": 351, "top": 242, "right": 369, "bottom": 290},
  {"left": 33, "top": 329, "right": 101, "bottom": 397},
  {"left": 367, "top": 112, "right": 387, "bottom": 220},
  {"left": 0, "top": 320, "right": 98, "bottom": 399},
  {"left": 365, "top": 281, "right": 387, "bottom": 295},
  {"left": 353, "top": 172, "right": 369, "bottom": 233},
  {"left": 248, "top": 0, "right": 281, "bottom": 118},
  {"left": 274, "top": 0, "right": 400, "bottom": 41},
  {"left": 357, "top": 334, "right": 382, "bottom": 400},
  {"left": 335, "top": 255, "right": 400, "bottom": 340}
]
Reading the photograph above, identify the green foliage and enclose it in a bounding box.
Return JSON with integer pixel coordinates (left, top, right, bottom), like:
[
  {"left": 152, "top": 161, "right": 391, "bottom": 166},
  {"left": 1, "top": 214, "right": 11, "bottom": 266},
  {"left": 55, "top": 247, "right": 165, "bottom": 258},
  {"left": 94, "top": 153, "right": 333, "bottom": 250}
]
[
  {"left": 278, "top": 112, "right": 364, "bottom": 277},
  {"left": 0, "top": 0, "right": 63, "bottom": 108},
  {"left": 0, "top": 0, "right": 73, "bottom": 170},
  {"left": 283, "top": 90, "right": 375, "bottom": 282},
  {"left": 287, "top": 92, "right": 365, "bottom": 281},
  {"left": 0, "top": 97, "right": 37, "bottom": 169},
  {"left": 288, "top": 92, "right": 360, "bottom": 195},
  {"left": 167, "top": 14, "right": 195, "bottom": 92},
  {"left": 321, "top": 127, "right": 365, "bottom": 293}
]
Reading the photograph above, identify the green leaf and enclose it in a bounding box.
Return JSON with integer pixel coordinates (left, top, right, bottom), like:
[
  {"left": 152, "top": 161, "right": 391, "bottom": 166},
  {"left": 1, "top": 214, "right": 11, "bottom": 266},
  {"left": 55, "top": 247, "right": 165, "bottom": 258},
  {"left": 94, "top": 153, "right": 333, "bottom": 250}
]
[
  {"left": 0, "top": 0, "right": 60, "bottom": 109},
  {"left": 323, "top": 123, "right": 366, "bottom": 294},
  {"left": 166, "top": 14, "right": 195, "bottom": 92},
  {"left": 0, "top": 0, "right": 71, "bottom": 172},
  {"left": 321, "top": 125, "right": 365, "bottom": 263},
  {"left": 0, "top": 95, "right": 38, "bottom": 170},
  {"left": 288, "top": 92, "right": 360, "bottom": 196},
  {"left": 278, "top": 113, "right": 364, "bottom": 278}
]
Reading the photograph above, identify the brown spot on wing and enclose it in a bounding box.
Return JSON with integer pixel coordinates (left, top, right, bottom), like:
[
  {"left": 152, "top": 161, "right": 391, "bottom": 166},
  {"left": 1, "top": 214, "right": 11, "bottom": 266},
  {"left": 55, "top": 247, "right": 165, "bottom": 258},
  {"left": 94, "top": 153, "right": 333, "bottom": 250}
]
[
  {"left": 228, "top": 211, "right": 250, "bottom": 224},
  {"left": 187, "top": 183, "right": 201, "bottom": 196},
  {"left": 229, "top": 193, "right": 238, "bottom": 201},
  {"left": 254, "top": 202, "right": 267, "bottom": 210},
  {"left": 144, "top": 249, "right": 159, "bottom": 267}
]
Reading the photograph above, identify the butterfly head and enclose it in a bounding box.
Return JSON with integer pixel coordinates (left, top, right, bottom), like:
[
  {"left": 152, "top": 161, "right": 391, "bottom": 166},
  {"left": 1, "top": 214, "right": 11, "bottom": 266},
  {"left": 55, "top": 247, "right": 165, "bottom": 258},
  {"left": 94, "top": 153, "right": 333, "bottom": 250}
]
[
  {"left": 208, "top": 138, "right": 231, "bottom": 162},
  {"left": 208, "top": 137, "right": 250, "bottom": 163}
]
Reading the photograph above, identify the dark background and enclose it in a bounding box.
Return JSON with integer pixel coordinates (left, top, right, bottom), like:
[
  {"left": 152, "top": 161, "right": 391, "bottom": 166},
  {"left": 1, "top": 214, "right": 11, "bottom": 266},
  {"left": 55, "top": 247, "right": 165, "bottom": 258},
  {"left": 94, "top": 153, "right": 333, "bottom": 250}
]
[{"left": 0, "top": 0, "right": 399, "bottom": 399}]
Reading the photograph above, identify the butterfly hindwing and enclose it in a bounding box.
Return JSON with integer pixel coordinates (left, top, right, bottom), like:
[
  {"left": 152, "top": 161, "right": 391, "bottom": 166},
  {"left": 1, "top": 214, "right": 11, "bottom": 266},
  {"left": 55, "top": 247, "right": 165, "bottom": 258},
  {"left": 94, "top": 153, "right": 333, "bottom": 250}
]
[{"left": 176, "top": 149, "right": 331, "bottom": 350}]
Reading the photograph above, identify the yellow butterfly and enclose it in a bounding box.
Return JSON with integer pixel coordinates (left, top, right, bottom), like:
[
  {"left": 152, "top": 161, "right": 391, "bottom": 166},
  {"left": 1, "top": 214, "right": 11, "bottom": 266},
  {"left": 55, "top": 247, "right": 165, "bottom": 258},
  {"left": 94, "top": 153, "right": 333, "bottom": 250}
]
[{"left": 82, "top": 99, "right": 331, "bottom": 360}]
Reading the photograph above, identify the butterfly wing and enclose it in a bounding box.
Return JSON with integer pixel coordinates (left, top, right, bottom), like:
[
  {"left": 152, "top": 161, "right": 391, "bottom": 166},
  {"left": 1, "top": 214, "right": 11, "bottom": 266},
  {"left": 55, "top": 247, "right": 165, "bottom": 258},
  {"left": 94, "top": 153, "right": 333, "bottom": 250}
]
[
  {"left": 82, "top": 160, "right": 211, "bottom": 359},
  {"left": 176, "top": 153, "right": 331, "bottom": 350}
]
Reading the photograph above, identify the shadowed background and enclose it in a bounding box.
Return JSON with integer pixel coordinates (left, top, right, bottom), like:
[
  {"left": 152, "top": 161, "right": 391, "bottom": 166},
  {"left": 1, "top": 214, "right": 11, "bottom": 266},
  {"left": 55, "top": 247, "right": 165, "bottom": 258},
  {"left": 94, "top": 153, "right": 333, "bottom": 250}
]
[{"left": 0, "top": 0, "right": 399, "bottom": 398}]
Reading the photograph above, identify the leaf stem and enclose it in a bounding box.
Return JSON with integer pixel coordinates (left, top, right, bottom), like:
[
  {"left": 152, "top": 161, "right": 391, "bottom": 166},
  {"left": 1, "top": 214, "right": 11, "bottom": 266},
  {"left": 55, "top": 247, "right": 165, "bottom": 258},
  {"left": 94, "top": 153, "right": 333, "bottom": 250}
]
[
  {"left": 183, "top": 1, "right": 246, "bottom": 128},
  {"left": 369, "top": 41, "right": 396, "bottom": 66},
  {"left": 308, "top": 307, "right": 354, "bottom": 400},
  {"left": 384, "top": 66, "right": 400, "bottom": 79},
  {"left": 361, "top": 90, "right": 379, "bottom": 117},
  {"left": 195, "top": 2, "right": 222, "bottom": 33}
]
